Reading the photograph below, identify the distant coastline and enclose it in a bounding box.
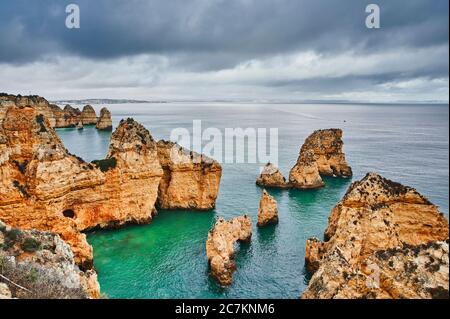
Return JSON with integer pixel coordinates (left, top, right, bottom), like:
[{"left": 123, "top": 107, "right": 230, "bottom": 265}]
[
  {"left": 50, "top": 98, "right": 449, "bottom": 106},
  {"left": 51, "top": 98, "right": 168, "bottom": 105}
]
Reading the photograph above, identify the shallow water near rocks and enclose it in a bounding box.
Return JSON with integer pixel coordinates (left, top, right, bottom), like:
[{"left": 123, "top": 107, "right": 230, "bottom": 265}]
[{"left": 56, "top": 102, "right": 449, "bottom": 298}]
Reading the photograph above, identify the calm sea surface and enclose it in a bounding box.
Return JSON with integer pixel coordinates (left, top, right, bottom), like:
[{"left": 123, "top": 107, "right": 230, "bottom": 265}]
[{"left": 55, "top": 103, "right": 449, "bottom": 299}]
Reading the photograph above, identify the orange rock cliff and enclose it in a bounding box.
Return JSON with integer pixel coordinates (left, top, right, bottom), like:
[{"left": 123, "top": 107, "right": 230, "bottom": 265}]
[
  {"left": 257, "top": 129, "right": 352, "bottom": 189},
  {"left": 0, "top": 93, "right": 111, "bottom": 130},
  {"left": 302, "top": 173, "right": 449, "bottom": 299},
  {"left": 0, "top": 95, "right": 223, "bottom": 274}
]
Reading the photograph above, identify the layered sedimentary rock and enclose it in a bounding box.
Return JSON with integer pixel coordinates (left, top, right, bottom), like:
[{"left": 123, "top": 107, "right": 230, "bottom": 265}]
[
  {"left": 62, "top": 105, "right": 82, "bottom": 128},
  {"left": 302, "top": 173, "right": 449, "bottom": 299},
  {"left": 256, "top": 163, "right": 289, "bottom": 188},
  {"left": 289, "top": 150, "right": 325, "bottom": 189},
  {"left": 81, "top": 105, "right": 97, "bottom": 125},
  {"left": 156, "top": 140, "right": 222, "bottom": 210},
  {"left": 0, "top": 105, "right": 163, "bottom": 269},
  {"left": 206, "top": 216, "right": 252, "bottom": 285},
  {"left": 0, "top": 220, "right": 100, "bottom": 299},
  {"left": 257, "top": 190, "right": 279, "bottom": 227},
  {"left": 300, "top": 129, "right": 352, "bottom": 178},
  {"left": 0, "top": 94, "right": 109, "bottom": 130},
  {"left": 96, "top": 107, "right": 113, "bottom": 131}
]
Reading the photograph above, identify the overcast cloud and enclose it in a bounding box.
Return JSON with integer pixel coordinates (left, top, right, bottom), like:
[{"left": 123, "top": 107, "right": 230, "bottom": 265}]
[{"left": 0, "top": 0, "right": 448, "bottom": 102}]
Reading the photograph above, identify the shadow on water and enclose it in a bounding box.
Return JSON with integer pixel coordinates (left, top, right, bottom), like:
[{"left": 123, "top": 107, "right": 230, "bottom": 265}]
[
  {"left": 302, "top": 266, "right": 314, "bottom": 286},
  {"left": 256, "top": 223, "right": 278, "bottom": 247}
]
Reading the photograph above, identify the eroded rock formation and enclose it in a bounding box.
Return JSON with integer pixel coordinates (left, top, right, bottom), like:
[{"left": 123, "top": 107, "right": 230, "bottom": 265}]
[
  {"left": 258, "top": 129, "right": 351, "bottom": 189},
  {"left": 302, "top": 173, "right": 449, "bottom": 299},
  {"left": 0, "top": 105, "right": 163, "bottom": 269},
  {"left": 257, "top": 190, "right": 279, "bottom": 227},
  {"left": 81, "top": 105, "right": 97, "bottom": 125},
  {"left": 0, "top": 220, "right": 100, "bottom": 299},
  {"left": 0, "top": 94, "right": 110, "bottom": 130},
  {"left": 256, "top": 163, "right": 289, "bottom": 188},
  {"left": 206, "top": 216, "right": 252, "bottom": 285},
  {"left": 156, "top": 140, "right": 222, "bottom": 210},
  {"left": 289, "top": 150, "right": 325, "bottom": 189},
  {"left": 300, "top": 129, "right": 352, "bottom": 178},
  {"left": 96, "top": 107, "right": 113, "bottom": 131}
]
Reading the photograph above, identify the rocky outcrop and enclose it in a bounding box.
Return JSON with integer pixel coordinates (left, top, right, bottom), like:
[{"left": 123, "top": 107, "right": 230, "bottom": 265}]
[
  {"left": 81, "top": 105, "right": 97, "bottom": 125},
  {"left": 156, "top": 140, "right": 222, "bottom": 210},
  {"left": 257, "top": 190, "right": 279, "bottom": 227},
  {"left": 289, "top": 150, "right": 325, "bottom": 189},
  {"left": 258, "top": 129, "right": 351, "bottom": 190},
  {"left": 206, "top": 216, "right": 252, "bottom": 285},
  {"left": 0, "top": 220, "right": 100, "bottom": 299},
  {"left": 0, "top": 283, "right": 12, "bottom": 299},
  {"left": 256, "top": 163, "right": 289, "bottom": 188},
  {"left": 300, "top": 129, "right": 352, "bottom": 178},
  {"left": 0, "top": 94, "right": 108, "bottom": 130},
  {"left": 302, "top": 173, "right": 449, "bottom": 299},
  {"left": 0, "top": 105, "right": 163, "bottom": 270},
  {"left": 96, "top": 107, "right": 113, "bottom": 131}
]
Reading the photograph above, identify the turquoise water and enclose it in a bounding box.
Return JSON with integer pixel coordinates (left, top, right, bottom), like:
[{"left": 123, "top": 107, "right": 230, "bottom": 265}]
[{"left": 55, "top": 103, "right": 449, "bottom": 299}]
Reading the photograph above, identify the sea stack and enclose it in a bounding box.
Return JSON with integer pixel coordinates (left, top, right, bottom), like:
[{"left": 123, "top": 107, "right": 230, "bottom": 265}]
[
  {"left": 0, "top": 94, "right": 92, "bottom": 129},
  {"left": 256, "top": 163, "right": 289, "bottom": 188},
  {"left": 300, "top": 129, "right": 352, "bottom": 178},
  {"left": 0, "top": 103, "right": 163, "bottom": 270},
  {"left": 289, "top": 150, "right": 325, "bottom": 189},
  {"left": 96, "top": 107, "right": 113, "bottom": 131},
  {"left": 302, "top": 173, "right": 449, "bottom": 299},
  {"left": 81, "top": 105, "right": 97, "bottom": 125},
  {"left": 206, "top": 216, "right": 252, "bottom": 285},
  {"left": 156, "top": 140, "right": 222, "bottom": 210},
  {"left": 62, "top": 105, "right": 82, "bottom": 128},
  {"left": 257, "top": 190, "right": 279, "bottom": 227}
]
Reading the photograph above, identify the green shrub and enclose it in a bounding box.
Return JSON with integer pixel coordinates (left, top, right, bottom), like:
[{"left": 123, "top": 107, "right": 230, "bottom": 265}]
[
  {"left": 35, "top": 114, "right": 47, "bottom": 133},
  {"left": 91, "top": 157, "right": 117, "bottom": 172},
  {"left": 21, "top": 238, "right": 41, "bottom": 253},
  {"left": 5, "top": 228, "right": 21, "bottom": 242}
]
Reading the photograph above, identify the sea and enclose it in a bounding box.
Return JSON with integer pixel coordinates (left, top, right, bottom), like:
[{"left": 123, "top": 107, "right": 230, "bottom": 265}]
[{"left": 55, "top": 102, "right": 449, "bottom": 299}]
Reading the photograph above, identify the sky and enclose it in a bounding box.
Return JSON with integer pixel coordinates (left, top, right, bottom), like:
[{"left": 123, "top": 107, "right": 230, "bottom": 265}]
[{"left": 0, "top": 0, "right": 448, "bottom": 103}]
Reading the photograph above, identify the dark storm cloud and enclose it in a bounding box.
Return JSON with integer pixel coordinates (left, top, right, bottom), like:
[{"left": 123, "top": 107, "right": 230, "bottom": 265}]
[{"left": 0, "top": 0, "right": 448, "bottom": 68}]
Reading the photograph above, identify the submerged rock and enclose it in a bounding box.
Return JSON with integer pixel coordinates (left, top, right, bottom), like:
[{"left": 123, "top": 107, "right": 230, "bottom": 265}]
[
  {"left": 256, "top": 163, "right": 289, "bottom": 188},
  {"left": 289, "top": 149, "right": 325, "bottom": 189},
  {"left": 206, "top": 216, "right": 252, "bottom": 286},
  {"left": 96, "top": 107, "right": 113, "bottom": 131},
  {"left": 156, "top": 140, "right": 222, "bottom": 210},
  {"left": 0, "top": 220, "right": 100, "bottom": 299},
  {"left": 257, "top": 190, "right": 279, "bottom": 227},
  {"left": 302, "top": 173, "right": 449, "bottom": 299}
]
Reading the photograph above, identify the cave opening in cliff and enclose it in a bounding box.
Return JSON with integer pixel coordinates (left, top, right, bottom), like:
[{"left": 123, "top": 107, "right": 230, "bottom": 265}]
[{"left": 62, "top": 209, "right": 76, "bottom": 219}]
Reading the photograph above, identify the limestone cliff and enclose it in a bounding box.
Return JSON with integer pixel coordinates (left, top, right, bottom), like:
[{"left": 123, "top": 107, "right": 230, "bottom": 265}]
[
  {"left": 300, "top": 129, "right": 352, "bottom": 178},
  {"left": 0, "top": 94, "right": 109, "bottom": 130},
  {"left": 206, "top": 216, "right": 252, "bottom": 285},
  {"left": 0, "top": 220, "right": 100, "bottom": 299},
  {"left": 81, "top": 105, "right": 97, "bottom": 125},
  {"left": 256, "top": 163, "right": 289, "bottom": 188},
  {"left": 156, "top": 140, "right": 222, "bottom": 210},
  {"left": 257, "top": 190, "right": 279, "bottom": 227},
  {"left": 96, "top": 107, "right": 113, "bottom": 131},
  {"left": 302, "top": 173, "right": 449, "bottom": 299},
  {"left": 0, "top": 106, "right": 163, "bottom": 269},
  {"left": 289, "top": 150, "right": 325, "bottom": 189}
]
